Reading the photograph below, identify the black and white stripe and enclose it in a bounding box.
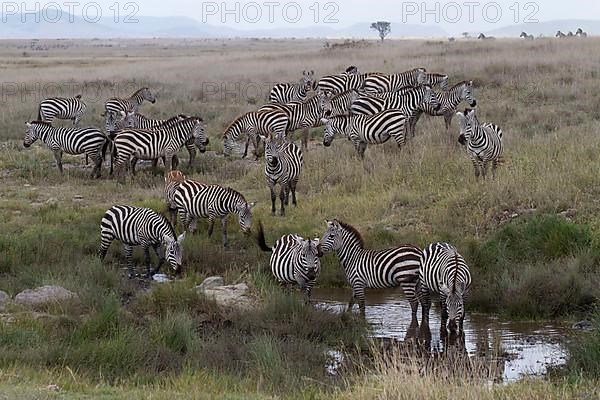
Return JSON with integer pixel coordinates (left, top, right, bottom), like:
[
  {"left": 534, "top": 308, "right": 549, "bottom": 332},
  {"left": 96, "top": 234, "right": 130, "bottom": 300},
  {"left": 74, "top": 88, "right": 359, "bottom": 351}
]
[
  {"left": 164, "top": 170, "right": 188, "bottom": 227},
  {"left": 419, "top": 242, "right": 471, "bottom": 334},
  {"left": 222, "top": 110, "right": 289, "bottom": 159},
  {"left": 269, "top": 70, "right": 315, "bottom": 104},
  {"left": 104, "top": 87, "right": 156, "bottom": 132},
  {"left": 319, "top": 219, "right": 422, "bottom": 318},
  {"left": 322, "top": 90, "right": 360, "bottom": 117},
  {"left": 256, "top": 222, "right": 321, "bottom": 302},
  {"left": 23, "top": 121, "right": 106, "bottom": 178},
  {"left": 361, "top": 68, "right": 427, "bottom": 93},
  {"left": 38, "top": 95, "right": 87, "bottom": 127},
  {"left": 317, "top": 72, "right": 381, "bottom": 96},
  {"left": 98, "top": 205, "right": 186, "bottom": 278}
]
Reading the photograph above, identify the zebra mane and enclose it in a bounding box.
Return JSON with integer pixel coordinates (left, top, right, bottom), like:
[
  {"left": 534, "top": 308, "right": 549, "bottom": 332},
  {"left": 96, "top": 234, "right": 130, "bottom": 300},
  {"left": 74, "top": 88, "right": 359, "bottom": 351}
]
[
  {"left": 75, "top": 94, "right": 82, "bottom": 99},
  {"left": 223, "top": 114, "right": 245, "bottom": 137},
  {"left": 452, "top": 251, "right": 459, "bottom": 293},
  {"left": 226, "top": 186, "right": 248, "bottom": 204},
  {"left": 337, "top": 220, "right": 365, "bottom": 248},
  {"left": 130, "top": 87, "right": 149, "bottom": 97},
  {"left": 450, "top": 81, "right": 471, "bottom": 90},
  {"left": 29, "top": 120, "right": 53, "bottom": 127},
  {"left": 157, "top": 211, "right": 177, "bottom": 239}
]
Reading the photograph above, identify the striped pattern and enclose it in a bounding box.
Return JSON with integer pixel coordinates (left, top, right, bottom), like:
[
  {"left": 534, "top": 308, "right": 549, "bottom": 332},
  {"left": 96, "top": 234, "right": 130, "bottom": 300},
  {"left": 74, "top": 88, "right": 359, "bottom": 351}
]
[
  {"left": 222, "top": 110, "right": 289, "bottom": 159},
  {"left": 322, "top": 90, "right": 360, "bottom": 117},
  {"left": 419, "top": 242, "right": 471, "bottom": 333},
  {"left": 520, "top": 31, "right": 534, "bottom": 40},
  {"left": 257, "top": 222, "right": 321, "bottom": 302},
  {"left": 105, "top": 87, "right": 156, "bottom": 116},
  {"left": 173, "top": 182, "right": 255, "bottom": 247},
  {"left": 319, "top": 220, "right": 422, "bottom": 317},
  {"left": 269, "top": 70, "right": 315, "bottom": 104},
  {"left": 38, "top": 95, "right": 87, "bottom": 127},
  {"left": 317, "top": 72, "right": 381, "bottom": 96},
  {"left": 456, "top": 108, "right": 504, "bottom": 179},
  {"left": 261, "top": 134, "right": 303, "bottom": 216},
  {"left": 424, "top": 73, "right": 450, "bottom": 91},
  {"left": 23, "top": 121, "right": 106, "bottom": 178},
  {"left": 361, "top": 68, "right": 427, "bottom": 94},
  {"left": 98, "top": 205, "right": 186, "bottom": 278},
  {"left": 164, "top": 170, "right": 188, "bottom": 226}
]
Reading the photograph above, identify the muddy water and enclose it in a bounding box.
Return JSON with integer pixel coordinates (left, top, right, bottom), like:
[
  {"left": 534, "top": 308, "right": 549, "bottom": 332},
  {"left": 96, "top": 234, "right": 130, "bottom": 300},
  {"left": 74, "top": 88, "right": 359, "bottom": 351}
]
[{"left": 313, "top": 288, "right": 568, "bottom": 382}]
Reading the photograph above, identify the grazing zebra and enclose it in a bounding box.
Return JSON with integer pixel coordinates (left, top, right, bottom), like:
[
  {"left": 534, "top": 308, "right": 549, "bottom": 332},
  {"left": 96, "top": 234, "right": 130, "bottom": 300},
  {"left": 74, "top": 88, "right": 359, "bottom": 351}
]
[
  {"left": 412, "top": 80, "right": 477, "bottom": 134},
  {"left": 317, "top": 72, "right": 381, "bottom": 96},
  {"left": 576, "top": 28, "right": 588, "bottom": 38},
  {"left": 98, "top": 205, "right": 186, "bottom": 278},
  {"left": 164, "top": 170, "right": 188, "bottom": 226},
  {"left": 269, "top": 70, "right": 315, "bottom": 104},
  {"left": 256, "top": 221, "right": 322, "bottom": 302},
  {"left": 321, "top": 109, "right": 407, "bottom": 158},
  {"left": 222, "top": 110, "right": 289, "bottom": 159},
  {"left": 361, "top": 68, "right": 427, "bottom": 94},
  {"left": 38, "top": 94, "right": 87, "bottom": 127},
  {"left": 350, "top": 85, "right": 440, "bottom": 137},
  {"left": 23, "top": 121, "right": 106, "bottom": 178},
  {"left": 319, "top": 219, "right": 422, "bottom": 318},
  {"left": 419, "top": 242, "right": 472, "bottom": 334},
  {"left": 520, "top": 31, "right": 534, "bottom": 40},
  {"left": 322, "top": 89, "right": 360, "bottom": 117},
  {"left": 456, "top": 108, "right": 503, "bottom": 179},
  {"left": 173, "top": 182, "right": 255, "bottom": 248},
  {"left": 112, "top": 118, "right": 206, "bottom": 177},
  {"left": 260, "top": 134, "right": 303, "bottom": 216},
  {"left": 556, "top": 30, "right": 567, "bottom": 38}
]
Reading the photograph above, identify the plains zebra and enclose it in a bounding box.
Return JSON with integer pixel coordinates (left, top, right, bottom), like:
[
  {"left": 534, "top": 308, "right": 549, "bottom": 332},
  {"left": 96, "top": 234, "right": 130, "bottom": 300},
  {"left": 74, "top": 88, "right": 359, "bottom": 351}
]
[
  {"left": 555, "top": 30, "right": 567, "bottom": 38},
  {"left": 412, "top": 80, "right": 477, "bottom": 133},
  {"left": 164, "top": 170, "right": 188, "bottom": 226},
  {"left": 321, "top": 109, "right": 407, "bottom": 158},
  {"left": 478, "top": 33, "right": 495, "bottom": 40},
  {"left": 576, "top": 28, "right": 588, "bottom": 37},
  {"left": 424, "top": 73, "right": 450, "bottom": 91},
  {"left": 269, "top": 70, "right": 315, "bottom": 104},
  {"left": 105, "top": 87, "right": 156, "bottom": 116},
  {"left": 23, "top": 121, "right": 106, "bottom": 178},
  {"left": 361, "top": 68, "right": 427, "bottom": 94},
  {"left": 322, "top": 90, "right": 360, "bottom": 117},
  {"left": 419, "top": 242, "right": 472, "bottom": 334},
  {"left": 350, "top": 85, "right": 440, "bottom": 137},
  {"left": 260, "top": 134, "right": 303, "bottom": 216},
  {"left": 38, "top": 94, "right": 87, "bottom": 127},
  {"left": 456, "top": 108, "right": 503, "bottom": 179},
  {"left": 112, "top": 117, "right": 206, "bottom": 176},
  {"left": 520, "top": 31, "right": 534, "bottom": 40},
  {"left": 173, "top": 182, "right": 255, "bottom": 247},
  {"left": 319, "top": 219, "right": 422, "bottom": 318},
  {"left": 98, "top": 205, "right": 186, "bottom": 278},
  {"left": 317, "top": 72, "right": 381, "bottom": 96},
  {"left": 256, "top": 221, "right": 322, "bottom": 302},
  {"left": 222, "top": 110, "right": 289, "bottom": 159}
]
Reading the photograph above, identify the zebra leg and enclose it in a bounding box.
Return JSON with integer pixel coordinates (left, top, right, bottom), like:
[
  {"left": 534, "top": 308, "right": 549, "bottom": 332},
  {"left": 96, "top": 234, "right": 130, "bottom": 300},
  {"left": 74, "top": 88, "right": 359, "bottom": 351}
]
[
  {"left": 400, "top": 282, "right": 419, "bottom": 323},
  {"left": 279, "top": 186, "right": 286, "bottom": 216},
  {"left": 187, "top": 144, "right": 196, "bottom": 167},
  {"left": 53, "top": 150, "right": 64, "bottom": 174},
  {"left": 492, "top": 159, "right": 498, "bottom": 179},
  {"left": 284, "top": 184, "right": 290, "bottom": 206},
  {"left": 143, "top": 245, "right": 153, "bottom": 278},
  {"left": 444, "top": 113, "right": 453, "bottom": 130},
  {"left": 357, "top": 142, "right": 367, "bottom": 159},
  {"left": 269, "top": 184, "right": 277, "bottom": 215},
  {"left": 471, "top": 159, "right": 480, "bottom": 180},
  {"left": 355, "top": 288, "right": 367, "bottom": 317},
  {"left": 482, "top": 162, "right": 488, "bottom": 180},
  {"left": 91, "top": 152, "right": 102, "bottom": 179},
  {"left": 131, "top": 158, "right": 139, "bottom": 176},
  {"left": 123, "top": 244, "right": 136, "bottom": 278},
  {"left": 152, "top": 244, "right": 165, "bottom": 275},
  {"left": 440, "top": 296, "right": 449, "bottom": 338},
  {"left": 290, "top": 180, "right": 298, "bottom": 207},
  {"left": 207, "top": 217, "right": 215, "bottom": 237},
  {"left": 169, "top": 207, "right": 178, "bottom": 228},
  {"left": 97, "top": 234, "right": 114, "bottom": 260},
  {"left": 243, "top": 136, "right": 250, "bottom": 159},
  {"left": 419, "top": 289, "right": 431, "bottom": 327},
  {"left": 172, "top": 155, "right": 180, "bottom": 171},
  {"left": 301, "top": 128, "right": 309, "bottom": 150},
  {"left": 221, "top": 216, "right": 229, "bottom": 248}
]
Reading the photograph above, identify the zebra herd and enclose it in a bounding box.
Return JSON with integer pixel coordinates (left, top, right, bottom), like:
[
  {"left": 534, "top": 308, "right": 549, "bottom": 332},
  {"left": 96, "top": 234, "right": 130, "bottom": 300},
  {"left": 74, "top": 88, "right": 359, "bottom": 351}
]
[{"left": 21, "top": 64, "right": 505, "bottom": 335}]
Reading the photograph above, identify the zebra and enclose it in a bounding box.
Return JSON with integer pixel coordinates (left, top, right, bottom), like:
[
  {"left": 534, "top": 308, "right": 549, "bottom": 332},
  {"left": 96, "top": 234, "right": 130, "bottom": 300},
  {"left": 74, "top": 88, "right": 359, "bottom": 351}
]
[
  {"left": 164, "top": 170, "right": 188, "bottom": 227},
  {"left": 361, "top": 68, "right": 427, "bottom": 94},
  {"left": 412, "top": 80, "right": 477, "bottom": 134},
  {"left": 556, "top": 30, "right": 567, "bottom": 38},
  {"left": 456, "top": 108, "right": 503, "bottom": 179},
  {"left": 112, "top": 117, "right": 207, "bottom": 177},
  {"left": 478, "top": 33, "right": 495, "bottom": 40},
  {"left": 319, "top": 219, "right": 422, "bottom": 318},
  {"left": 37, "top": 94, "right": 87, "bottom": 127},
  {"left": 419, "top": 242, "right": 472, "bottom": 335},
  {"left": 576, "top": 28, "right": 588, "bottom": 38},
  {"left": 256, "top": 221, "right": 322, "bottom": 303},
  {"left": 222, "top": 110, "right": 289, "bottom": 159},
  {"left": 520, "top": 31, "right": 534, "bottom": 40},
  {"left": 104, "top": 87, "right": 156, "bottom": 116},
  {"left": 424, "top": 73, "right": 450, "bottom": 91},
  {"left": 269, "top": 70, "right": 315, "bottom": 104},
  {"left": 173, "top": 182, "right": 255, "bottom": 248},
  {"left": 350, "top": 85, "right": 441, "bottom": 137},
  {"left": 322, "top": 89, "right": 360, "bottom": 117},
  {"left": 23, "top": 121, "right": 107, "bottom": 178},
  {"left": 316, "top": 72, "right": 381, "bottom": 96},
  {"left": 260, "top": 133, "right": 303, "bottom": 216},
  {"left": 321, "top": 109, "right": 407, "bottom": 158},
  {"left": 98, "top": 205, "right": 186, "bottom": 278}
]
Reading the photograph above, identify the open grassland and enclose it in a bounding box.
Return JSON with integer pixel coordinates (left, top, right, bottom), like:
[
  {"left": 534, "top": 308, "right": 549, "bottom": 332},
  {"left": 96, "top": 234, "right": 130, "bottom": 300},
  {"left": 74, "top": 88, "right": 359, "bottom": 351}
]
[{"left": 1, "top": 37, "right": 600, "bottom": 398}]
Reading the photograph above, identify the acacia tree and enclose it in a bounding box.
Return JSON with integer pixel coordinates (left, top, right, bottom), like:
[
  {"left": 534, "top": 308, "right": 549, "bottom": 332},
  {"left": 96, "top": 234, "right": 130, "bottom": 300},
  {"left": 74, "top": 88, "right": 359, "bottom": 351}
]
[{"left": 371, "top": 21, "right": 391, "bottom": 43}]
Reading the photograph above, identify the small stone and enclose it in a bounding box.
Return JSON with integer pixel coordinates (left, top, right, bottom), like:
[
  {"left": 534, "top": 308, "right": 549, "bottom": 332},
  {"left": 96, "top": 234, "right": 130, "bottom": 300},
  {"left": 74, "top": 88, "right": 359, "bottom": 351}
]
[
  {"left": 46, "top": 384, "right": 60, "bottom": 392},
  {"left": 197, "top": 276, "right": 225, "bottom": 291},
  {"left": 14, "top": 285, "right": 80, "bottom": 309},
  {"left": 510, "top": 213, "right": 519, "bottom": 219}
]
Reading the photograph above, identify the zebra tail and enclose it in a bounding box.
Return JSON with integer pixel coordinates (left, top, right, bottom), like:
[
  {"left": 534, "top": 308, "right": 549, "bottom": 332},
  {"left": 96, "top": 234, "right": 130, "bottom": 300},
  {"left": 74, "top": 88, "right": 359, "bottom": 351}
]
[{"left": 256, "top": 221, "right": 272, "bottom": 253}]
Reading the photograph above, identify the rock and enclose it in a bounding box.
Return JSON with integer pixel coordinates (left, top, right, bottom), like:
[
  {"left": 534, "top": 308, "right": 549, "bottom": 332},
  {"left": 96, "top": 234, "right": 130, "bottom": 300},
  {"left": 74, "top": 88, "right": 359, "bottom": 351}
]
[
  {"left": 197, "top": 281, "right": 254, "bottom": 310},
  {"left": 198, "top": 276, "right": 225, "bottom": 291},
  {"left": 572, "top": 320, "right": 593, "bottom": 331},
  {"left": 14, "top": 285, "right": 80, "bottom": 309}
]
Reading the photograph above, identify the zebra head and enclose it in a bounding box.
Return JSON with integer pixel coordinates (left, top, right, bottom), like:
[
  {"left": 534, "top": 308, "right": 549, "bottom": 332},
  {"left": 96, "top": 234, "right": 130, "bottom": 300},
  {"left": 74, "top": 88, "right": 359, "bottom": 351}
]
[
  {"left": 140, "top": 87, "right": 156, "bottom": 104},
  {"left": 222, "top": 119, "right": 241, "bottom": 157},
  {"left": 297, "top": 237, "right": 321, "bottom": 282},
  {"left": 320, "top": 219, "right": 344, "bottom": 253},
  {"left": 188, "top": 117, "right": 209, "bottom": 153},
  {"left": 344, "top": 65, "right": 359, "bottom": 75},
  {"left": 440, "top": 283, "right": 466, "bottom": 333},
  {"left": 456, "top": 110, "right": 470, "bottom": 145},
  {"left": 416, "top": 68, "right": 428, "bottom": 86},
  {"left": 422, "top": 86, "right": 441, "bottom": 112},
  {"left": 320, "top": 91, "right": 334, "bottom": 117},
  {"left": 461, "top": 81, "right": 477, "bottom": 108},
  {"left": 302, "top": 70, "right": 316, "bottom": 92},
  {"left": 321, "top": 117, "right": 335, "bottom": 146},
  {"left": 23, "top": 121, "right": 42, "bottom": 147},
  {"left": 163, "top": 232, "right": 186, "bottom": 274},
  {"left": 261, "top": 133, "right": 282, "bottom": 167},
  {"left": 236, "top": 201, "right": 256, "bottom": 234}
]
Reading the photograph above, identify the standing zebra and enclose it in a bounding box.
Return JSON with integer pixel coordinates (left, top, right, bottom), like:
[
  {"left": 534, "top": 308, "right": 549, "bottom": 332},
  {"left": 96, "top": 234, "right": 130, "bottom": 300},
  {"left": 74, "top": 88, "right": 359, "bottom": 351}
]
[
  {"left": 419, "top": 242, "right": 471, "bottom": 334},
  {"left": 98, "top": 205, "right": 186, "bottom": 278},
  {"left": 222, "top": 110, "right": 289, "bottom": 159},
  {"left": 173, "top": 182, "right": 255, "bottom": 247},
  {"left": 319, "top": 219, "right": 422, "bottom": 318},
  {"left": 576, "top": 28, "right": 588, "bottom": 38},
  {"left": 112, "top": 118, "right": 207, "bottom": 177},
  {"left": 269, "top": 70, "right": 315, "bottom": 104},
  {"left": 104, "top": 87, "right": 156, "bottom": 116},
  {"left": 256, "top": 221, "right": 322, "bottom": 302},
  {"left": 260, "top": 134, "right": 303, "bottom": 216},
  {"left": 164, "top": 170, "right": 188, "bottom": 226},
  {"left": 317, "top": 72, "right": 381, "bottom": 96},
  {"left": 520, "top": 31, "right": 534, "bottom": 40},
  {"left": 38, "top": 94, "right": 87, "bottom": 127},
  {"left": 456, "top": 108, "right": 503, "bottom": 179},
  {"left": 321, "top": 109, "right": 407, "bottom": 158},
  {"left": 555, "top": 30, "right": 567, "bottom": 38},
  {"left": 361, "top": 68, "right": 427, "bottom": 94},
  {"left": 23, "top": 121, "right": 106, "bottom": 178},
  {"left": 424, "top": 73, "right": 450, "bottom": 91},
  {"left": 411, "top": 80, "right": 477, "bottom": 134}
]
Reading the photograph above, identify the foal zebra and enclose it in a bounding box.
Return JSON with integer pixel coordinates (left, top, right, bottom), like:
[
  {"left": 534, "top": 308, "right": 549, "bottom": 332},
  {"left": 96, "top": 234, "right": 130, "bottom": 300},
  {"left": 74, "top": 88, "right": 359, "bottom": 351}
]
[
  {"left": 256, "top": 221, "right": 322, "bottom": 302},
  {"left": 361, "top": 68, "right": 427, "bottom": 93},
  {"left": 456, "top": 108, "right": 504, "bottom": 179},
  {"left": 23, "top": 121, "right": 106, "bottom": 178},
  {"left": 173, "top": 182, "right": 255, "bottom": 247},
  {"left": 419, "top": 242, "right": 471, "bottom": 334},
  {"left": 321, "top": 109, "right": 407, "bottom": 158},
  {"left": 269, "top": 70, "right": 315, "bottom": 104},
  {"left": 319, "top": 219, "right": 422, "bottom": 318},
  {"left": 98, "top": 205, "right": 186, "bottom": 278},
  {"left": 261, "top": 134, "right": 303, "bottom": 216},
  {"left": 38, "top": 94, "right": 87, "bottom": 127},
  {"left": 222, "top": 110, "right": 289, "bottom": 159}
]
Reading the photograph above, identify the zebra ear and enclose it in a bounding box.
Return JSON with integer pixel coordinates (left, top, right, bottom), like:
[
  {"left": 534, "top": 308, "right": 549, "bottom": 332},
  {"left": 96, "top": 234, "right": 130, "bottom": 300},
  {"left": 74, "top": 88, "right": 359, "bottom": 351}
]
[
  {"left": 248, "top": 202, "right": 257, "bottom": 209},
  {"left": 26, "top": 122, "right": 31, "bottom": 127},
  {"left": 163, "top": 235, "right": 174, "bottom": 245}
]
